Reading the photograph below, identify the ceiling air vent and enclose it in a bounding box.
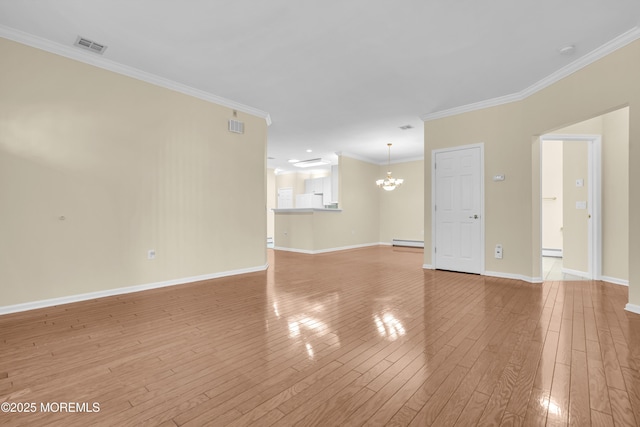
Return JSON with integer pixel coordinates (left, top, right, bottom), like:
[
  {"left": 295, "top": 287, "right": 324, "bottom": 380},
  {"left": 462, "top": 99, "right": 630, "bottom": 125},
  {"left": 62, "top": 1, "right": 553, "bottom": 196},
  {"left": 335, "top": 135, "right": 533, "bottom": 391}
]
[
  {"left": 74, "top": 36, "right": 107, "bottom": 55},
  {"left": 293, "top": 158, "right": 330, "bottom": 168},
  {"left": 228, "top": 119, "right": 244, "bottom": 134}
]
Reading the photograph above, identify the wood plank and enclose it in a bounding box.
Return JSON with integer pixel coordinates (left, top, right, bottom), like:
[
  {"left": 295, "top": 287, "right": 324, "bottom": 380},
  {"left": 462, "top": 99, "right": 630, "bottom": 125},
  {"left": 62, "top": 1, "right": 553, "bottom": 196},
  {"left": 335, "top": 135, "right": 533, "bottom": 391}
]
[
  {"left": 608, "top": 387, "right": 637, "bottom": 427},
  {"left": 0, "top": 248, "right": 637, "bottom": 426},
  {"left": 590, "top": 410, "right": 614, "bottom": 427},
  {"left": 454, "top": 391, "right": 490, "bottom": 427},
  {"left": 568, "top": 349, "right": 591, "bottom": 426},
  {"left": 476, "top": 362, "right": 520, "bottom": 426},
  {"left": 547, "top": 361, "right": 570, "bottom": 426}
]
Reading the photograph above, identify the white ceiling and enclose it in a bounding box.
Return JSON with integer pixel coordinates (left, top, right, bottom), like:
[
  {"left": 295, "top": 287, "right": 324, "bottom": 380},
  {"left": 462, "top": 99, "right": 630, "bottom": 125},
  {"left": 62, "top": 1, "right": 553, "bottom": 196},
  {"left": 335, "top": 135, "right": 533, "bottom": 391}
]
[{"left": 1, "top": 1, "right": 639, "bottom": 172}]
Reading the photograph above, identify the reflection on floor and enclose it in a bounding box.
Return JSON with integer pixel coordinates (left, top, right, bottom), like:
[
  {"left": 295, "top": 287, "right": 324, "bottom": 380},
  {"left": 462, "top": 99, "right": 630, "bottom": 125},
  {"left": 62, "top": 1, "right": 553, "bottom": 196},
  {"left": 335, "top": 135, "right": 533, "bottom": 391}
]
[{"left": 542, "top": 256, "right": 590, "bottom": 281}]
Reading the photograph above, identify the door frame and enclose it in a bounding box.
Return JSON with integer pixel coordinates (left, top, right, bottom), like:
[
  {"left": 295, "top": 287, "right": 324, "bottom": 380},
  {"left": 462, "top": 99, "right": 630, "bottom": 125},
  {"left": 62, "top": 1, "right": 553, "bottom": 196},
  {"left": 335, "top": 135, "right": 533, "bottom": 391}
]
[
  {"left": 431, "top": 143, "right": 485, "bottom": 274},
  {"left": 539, "top": 134, "right": 602, "bottom": 280}
]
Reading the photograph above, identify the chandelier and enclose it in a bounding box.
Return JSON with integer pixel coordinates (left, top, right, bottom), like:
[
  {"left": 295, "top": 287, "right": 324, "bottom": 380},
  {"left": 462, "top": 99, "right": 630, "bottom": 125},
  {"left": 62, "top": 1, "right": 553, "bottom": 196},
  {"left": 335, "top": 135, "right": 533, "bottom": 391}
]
[{"left": 376, "top": 143, "right": 404, "bottom": 191}]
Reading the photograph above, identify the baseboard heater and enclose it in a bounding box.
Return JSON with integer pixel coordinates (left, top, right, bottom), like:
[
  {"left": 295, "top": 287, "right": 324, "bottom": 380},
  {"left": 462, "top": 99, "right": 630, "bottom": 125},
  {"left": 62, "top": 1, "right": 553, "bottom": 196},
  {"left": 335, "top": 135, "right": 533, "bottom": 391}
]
[{"left": 392, "top": 239, "right": 424, "bottom": 248}]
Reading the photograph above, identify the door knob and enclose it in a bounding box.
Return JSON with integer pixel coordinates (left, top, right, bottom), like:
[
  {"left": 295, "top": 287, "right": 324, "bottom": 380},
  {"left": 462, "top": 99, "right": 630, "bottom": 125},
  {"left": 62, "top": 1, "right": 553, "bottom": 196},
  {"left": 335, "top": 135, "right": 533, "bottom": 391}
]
[{"left": 469, "top": 214, "right": 478, "bottom": 219}]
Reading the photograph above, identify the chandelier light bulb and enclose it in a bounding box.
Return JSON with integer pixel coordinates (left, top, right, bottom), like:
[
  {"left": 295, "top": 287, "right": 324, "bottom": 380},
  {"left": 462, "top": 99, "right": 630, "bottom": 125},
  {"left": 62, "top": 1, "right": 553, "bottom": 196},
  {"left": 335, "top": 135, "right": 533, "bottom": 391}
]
[{"left": 376, "top": 143, "right": 403, "bottom": 191}]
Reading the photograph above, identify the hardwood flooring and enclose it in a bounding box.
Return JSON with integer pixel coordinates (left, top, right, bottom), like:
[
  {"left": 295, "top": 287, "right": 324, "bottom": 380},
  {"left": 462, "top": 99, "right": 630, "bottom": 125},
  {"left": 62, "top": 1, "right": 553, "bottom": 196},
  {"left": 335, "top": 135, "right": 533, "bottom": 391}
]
[{"left": 1, "top": 246, "right": 639, "bottom": 426}]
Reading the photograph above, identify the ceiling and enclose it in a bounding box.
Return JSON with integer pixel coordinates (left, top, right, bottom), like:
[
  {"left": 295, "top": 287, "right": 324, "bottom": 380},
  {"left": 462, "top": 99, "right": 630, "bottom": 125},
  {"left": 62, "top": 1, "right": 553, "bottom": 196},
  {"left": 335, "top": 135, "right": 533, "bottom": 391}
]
[{"left": 1, "top": 1, "right": 639, "bottom": 172}]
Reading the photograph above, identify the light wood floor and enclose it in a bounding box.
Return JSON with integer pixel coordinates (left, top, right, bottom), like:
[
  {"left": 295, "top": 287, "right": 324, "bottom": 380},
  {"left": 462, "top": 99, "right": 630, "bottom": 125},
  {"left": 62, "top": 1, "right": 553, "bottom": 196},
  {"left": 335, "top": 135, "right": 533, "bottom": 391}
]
[{"left": 1, "top": 246, "right": 639, "bottom": 426}]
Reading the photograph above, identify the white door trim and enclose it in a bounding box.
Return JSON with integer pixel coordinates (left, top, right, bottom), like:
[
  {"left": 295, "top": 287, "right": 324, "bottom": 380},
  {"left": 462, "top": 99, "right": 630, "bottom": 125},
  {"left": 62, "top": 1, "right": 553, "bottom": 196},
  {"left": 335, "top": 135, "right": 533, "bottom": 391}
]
[
  {"left": 431, "top": 143, "right": 485, "bottom": 274},
  {"left": 539, "top": 134, "right": 602, "bottom": 280}
]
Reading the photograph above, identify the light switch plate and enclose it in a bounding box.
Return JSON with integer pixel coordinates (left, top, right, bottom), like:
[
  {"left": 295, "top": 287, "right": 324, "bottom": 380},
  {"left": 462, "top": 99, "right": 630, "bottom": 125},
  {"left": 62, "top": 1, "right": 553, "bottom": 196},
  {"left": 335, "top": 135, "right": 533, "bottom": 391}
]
[
  {"left": 576, "top": 201, "right": 587, "bottom": 209},
  {"left": 576, "top": 179, "right": 584, "bottom": 187}
]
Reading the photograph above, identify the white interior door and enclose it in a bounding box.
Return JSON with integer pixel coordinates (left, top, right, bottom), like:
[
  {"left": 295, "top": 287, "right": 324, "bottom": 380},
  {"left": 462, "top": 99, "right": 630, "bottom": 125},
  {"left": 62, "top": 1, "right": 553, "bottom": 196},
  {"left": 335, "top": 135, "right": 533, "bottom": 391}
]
[
  {"left": 434, "top": 146, "right": 483, "bottom": 274},
  {"left": 277, "top": 187, "right": 293, "bottom": 208}
]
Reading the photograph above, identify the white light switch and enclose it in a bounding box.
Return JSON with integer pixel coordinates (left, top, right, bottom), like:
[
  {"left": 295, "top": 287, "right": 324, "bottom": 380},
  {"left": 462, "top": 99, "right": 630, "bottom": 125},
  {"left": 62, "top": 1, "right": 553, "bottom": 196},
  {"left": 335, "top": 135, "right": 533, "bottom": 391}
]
[
  {"left": 493, "top": 174, "right": 505, "bottom": 182},
  {"left": 576, "top": 201, "right": 587, "bottom": 210},
  {"left": 576, "top": 179, "right": 584, "bottom": 187}
]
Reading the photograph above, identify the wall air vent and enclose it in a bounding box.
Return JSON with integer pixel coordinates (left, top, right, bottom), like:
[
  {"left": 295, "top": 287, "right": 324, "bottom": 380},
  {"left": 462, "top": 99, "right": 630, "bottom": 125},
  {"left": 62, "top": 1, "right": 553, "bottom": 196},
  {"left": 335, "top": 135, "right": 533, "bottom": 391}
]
[
  {"left": 74, "top": 36, "right": 107, "bottom": 54},
  {"left": 228, "top": 119, "right": 244, "bottom": 134}
]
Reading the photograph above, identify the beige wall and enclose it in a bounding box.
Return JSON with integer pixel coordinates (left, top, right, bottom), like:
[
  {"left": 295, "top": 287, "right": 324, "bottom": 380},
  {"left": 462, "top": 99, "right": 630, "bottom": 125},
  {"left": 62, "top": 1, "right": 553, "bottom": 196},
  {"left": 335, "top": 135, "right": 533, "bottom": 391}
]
[
  {"left": 0, "top": 38, "right": 268, "bottom": 307},
  {"left": 562, "top": 141, "right": 589, "bottom": 273},
  {"left": 424, "top": 38, "right": 639, "bottom": 307},
  {"left": 274, "top": 156, "right": 382, "bottom": 251},
  {"left": 541, "top": 142, "right": 563, "bottom": 251},
  {"left": 267, "top": 168, "right": 276, "bottom": 239},
  {"left": 274, "top": 170, "right": 330, "bottom": 202},
  {"left": 378, "top": 160, "right": 424, "bottom": 243},
  {"left": 601, "top": 108, "right": 629, "bottom": 281},
  {"left": 313, "top": 155, "right": 381, "bottom": 249},
  {"left": 274, "top": 157, "right": 425, "bottom": 251},
  {"left": 424, "top": 103, "right": 529, "bottom": 276},
  {"left": 543, "top": 108, "right": 629, "bottom": 280},
  {"left": 275, "top": 171, "right": 307, "bottom": 198},
  {"left": 274, "top": 212, "right": 315, "bottom": 251}
]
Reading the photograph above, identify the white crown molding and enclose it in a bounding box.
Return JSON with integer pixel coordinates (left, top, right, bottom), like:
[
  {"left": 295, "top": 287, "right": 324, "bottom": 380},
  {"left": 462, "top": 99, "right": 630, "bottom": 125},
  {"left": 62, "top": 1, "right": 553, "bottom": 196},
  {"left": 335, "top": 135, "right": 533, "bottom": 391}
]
[
  {"left": 421, "top": 26, "right": 640, "bottom": 122},
  {"left": 521, "top": 26, "right": 640, "bottom": 98},
  {"left": 389, "top": 156, "right": 425, "bottom": 166},
  {"left": 0, "top": 24, "right": 272, "bottom": 126},
  {"left": 337, "top": 151, "right": 424, "bottom": 167},
  {"left": 421, "top": 92, "right": 522, "bottom": 122},
  {"left": 0, "top": 263, "right": 268, "bottom": 316},
  {"left": 337, "top": 151, "right": 379, "bottom": 165}
]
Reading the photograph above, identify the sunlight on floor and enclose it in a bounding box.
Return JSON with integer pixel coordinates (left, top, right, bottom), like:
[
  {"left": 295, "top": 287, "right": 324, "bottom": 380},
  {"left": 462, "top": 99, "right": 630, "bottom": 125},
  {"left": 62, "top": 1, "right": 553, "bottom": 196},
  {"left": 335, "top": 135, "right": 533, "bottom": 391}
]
[{"left": 542, "top": 256, "right": 590, "bottom": 281}]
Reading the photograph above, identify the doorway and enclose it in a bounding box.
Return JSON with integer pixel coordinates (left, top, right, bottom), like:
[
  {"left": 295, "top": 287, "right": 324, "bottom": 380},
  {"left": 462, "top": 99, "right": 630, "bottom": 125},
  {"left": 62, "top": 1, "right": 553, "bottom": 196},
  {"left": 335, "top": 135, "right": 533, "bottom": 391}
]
[
  {"left": 432, "top": 144, "right": 484, "bottom": 274},
  {"left": 540, "top": 134, "right": 601, "bottom": 280}
]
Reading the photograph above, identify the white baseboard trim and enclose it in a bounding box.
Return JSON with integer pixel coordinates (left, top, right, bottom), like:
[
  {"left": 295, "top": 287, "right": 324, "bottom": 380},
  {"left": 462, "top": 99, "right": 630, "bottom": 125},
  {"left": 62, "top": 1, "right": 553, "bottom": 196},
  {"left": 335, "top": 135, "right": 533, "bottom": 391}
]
[
  {"left": 484, "top": 270, "right": 543, "bottom": 284},
  {"left": 274, "top": 242, "right": 383, "bottom": 255},
  {"left": 272, "top": 246, "right": 314, "bottom": 254},
  {"left": 422, "top": 264, "right": 434, "bottom": 270},
  {"left": 625, "top": 303, "right": 640, "bottom": 315},
  {"left": 561, "top": 267, "right": 590, "bottom": 279},
  {"left": 600, "top": 276, "right": 629, "bottom": 286},
  {"left": 0, "top": 263, "right": 269, "bottom": 316},
  {"left": 542, "top": 249, "right": 563, "bottom": 257}
]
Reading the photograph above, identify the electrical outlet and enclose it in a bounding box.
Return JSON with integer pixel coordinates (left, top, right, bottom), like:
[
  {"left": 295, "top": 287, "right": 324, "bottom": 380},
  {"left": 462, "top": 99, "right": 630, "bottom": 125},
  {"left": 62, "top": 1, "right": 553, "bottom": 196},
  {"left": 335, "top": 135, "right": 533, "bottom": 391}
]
[
  {"left": 495, "top": 244, "right": 503, "bottom": 259},
  {"left": 147, "top": 249, "right": 156, "bottom": 260}
]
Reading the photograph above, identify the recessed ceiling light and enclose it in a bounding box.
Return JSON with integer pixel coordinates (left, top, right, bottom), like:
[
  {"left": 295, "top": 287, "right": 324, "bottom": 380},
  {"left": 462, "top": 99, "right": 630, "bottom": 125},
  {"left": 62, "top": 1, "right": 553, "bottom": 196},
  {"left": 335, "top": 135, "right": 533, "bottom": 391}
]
[
  {"left": 559, "top": 45, "right": 575, "bottom": 55},
  {"left": 399, "top": 125, "right": 413, "bottom": 130},
  {"left": 306, "top": 149, "right": 313, "bottom": 153}
]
